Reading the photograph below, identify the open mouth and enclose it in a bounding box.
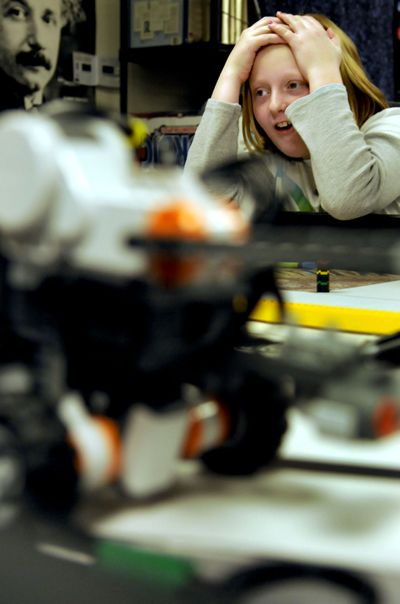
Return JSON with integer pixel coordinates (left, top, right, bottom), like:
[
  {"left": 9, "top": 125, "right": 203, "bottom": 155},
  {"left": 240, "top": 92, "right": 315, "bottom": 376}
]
[{"left": 275, "top": 120, "right": 293, "bottom": 131}]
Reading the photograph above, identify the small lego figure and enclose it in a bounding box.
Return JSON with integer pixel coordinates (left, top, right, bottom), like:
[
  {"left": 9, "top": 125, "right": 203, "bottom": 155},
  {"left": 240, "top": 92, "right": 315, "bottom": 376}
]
[{"left": 316, "top": 267, "right": 330, "bottom": 292}]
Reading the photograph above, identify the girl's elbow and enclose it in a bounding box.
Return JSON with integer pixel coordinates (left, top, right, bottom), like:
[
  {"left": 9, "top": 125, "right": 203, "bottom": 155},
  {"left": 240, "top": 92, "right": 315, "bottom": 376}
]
[
  {"left": 321, "top": 202, "right": 372, "bottom": 220},
  {"left": 320, "top": 199, "right": 360, "bottom": 220},
  {"left": 320, "top": 192, "right": 381, "bottom": 220}
]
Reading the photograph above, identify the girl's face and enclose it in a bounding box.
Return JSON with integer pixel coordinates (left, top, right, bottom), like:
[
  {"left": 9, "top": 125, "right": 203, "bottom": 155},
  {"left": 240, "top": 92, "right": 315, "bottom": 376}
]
[{"left": 249, "top": 44, "right": 310, "bottom": 159}]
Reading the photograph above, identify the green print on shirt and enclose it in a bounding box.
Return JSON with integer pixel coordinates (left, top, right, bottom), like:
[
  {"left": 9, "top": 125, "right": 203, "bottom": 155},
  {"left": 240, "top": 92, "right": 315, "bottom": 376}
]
[
  {"left": 282, "top": 172, "right": 315, "bottom": 212},
  {"left": 275, "top": 162, "right": 315, "bottom": 212}
]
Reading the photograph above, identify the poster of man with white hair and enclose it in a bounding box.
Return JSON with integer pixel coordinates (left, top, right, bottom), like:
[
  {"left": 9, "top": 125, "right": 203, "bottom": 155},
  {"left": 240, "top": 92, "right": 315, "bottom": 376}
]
[{"left": 0, "top": 0, "right": 95, "bottom": 111}]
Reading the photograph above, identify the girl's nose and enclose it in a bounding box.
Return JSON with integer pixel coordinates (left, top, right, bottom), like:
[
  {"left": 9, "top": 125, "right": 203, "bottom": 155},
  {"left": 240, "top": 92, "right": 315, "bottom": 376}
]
[{"left": 269, "top": 91, "right": 288, "bottom": 114}]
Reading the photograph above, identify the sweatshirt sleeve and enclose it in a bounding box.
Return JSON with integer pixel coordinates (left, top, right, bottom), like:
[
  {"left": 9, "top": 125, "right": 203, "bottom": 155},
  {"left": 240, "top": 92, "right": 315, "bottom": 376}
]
[
  {"left": 184, "top": 98, "right": 242, "bottom": 174},
  {"left": 286, "top": 84, "right": 400, "bottom": 220}
]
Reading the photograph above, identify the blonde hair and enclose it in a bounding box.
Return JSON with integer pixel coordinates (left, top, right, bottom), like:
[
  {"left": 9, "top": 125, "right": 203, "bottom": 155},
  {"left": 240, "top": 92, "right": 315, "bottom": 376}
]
[{"left": 242, "top": 13, "right": 389, "bottom": 154}]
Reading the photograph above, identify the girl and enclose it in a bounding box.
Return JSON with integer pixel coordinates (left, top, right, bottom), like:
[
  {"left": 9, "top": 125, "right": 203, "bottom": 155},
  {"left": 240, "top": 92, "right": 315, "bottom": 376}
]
[{"left": 185, "top": 12, "right": 400, "bottom": 220}]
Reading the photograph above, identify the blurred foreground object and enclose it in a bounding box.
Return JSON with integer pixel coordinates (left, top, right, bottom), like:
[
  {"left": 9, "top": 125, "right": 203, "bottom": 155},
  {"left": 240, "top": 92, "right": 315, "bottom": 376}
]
[
  {"left": 0, "top": 105, "right": 398, "bottom": 514},
  {"left": 0, "top": 104, "right": 287, "bottom": 510}
]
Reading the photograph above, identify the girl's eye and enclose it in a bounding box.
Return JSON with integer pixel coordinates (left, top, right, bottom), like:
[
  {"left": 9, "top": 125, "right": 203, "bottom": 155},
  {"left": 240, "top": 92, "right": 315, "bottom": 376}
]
[
  {"left": 287, "top": 81, "right": 309, "bottom": 91},
  {"left": 254, "top": 89, "right": 269, "bottom": 97}
]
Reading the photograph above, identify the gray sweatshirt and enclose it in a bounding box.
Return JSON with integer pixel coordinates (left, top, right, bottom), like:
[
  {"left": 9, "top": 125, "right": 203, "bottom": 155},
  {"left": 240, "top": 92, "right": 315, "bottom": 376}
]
[{"left": 185, "top": 84, "right": 400, "bottom": 220}]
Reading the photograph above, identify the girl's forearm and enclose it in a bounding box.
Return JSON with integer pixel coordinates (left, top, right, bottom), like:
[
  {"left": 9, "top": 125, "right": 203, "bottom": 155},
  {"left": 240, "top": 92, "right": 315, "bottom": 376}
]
[{"left": 212, "top": 67, "right": 243, "bottom": 104}]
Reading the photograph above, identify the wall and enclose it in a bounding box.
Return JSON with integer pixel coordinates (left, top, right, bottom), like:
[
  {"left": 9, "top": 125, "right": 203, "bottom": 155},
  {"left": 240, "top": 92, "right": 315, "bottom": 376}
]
[{"left": 95, "top": 0, "right": 120, "bottom": 113}]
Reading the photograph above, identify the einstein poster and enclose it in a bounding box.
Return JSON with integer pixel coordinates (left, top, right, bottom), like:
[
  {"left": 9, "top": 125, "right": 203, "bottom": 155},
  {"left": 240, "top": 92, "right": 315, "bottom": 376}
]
[{"left": 0, "top": 0, "right": 96, "bottom": 112}]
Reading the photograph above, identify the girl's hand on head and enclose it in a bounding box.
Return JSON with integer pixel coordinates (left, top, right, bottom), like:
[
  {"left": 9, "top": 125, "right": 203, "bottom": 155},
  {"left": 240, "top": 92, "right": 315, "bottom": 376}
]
[
  {"left": 212, "top": 17, "right": 285, "bottom": 103},
  {"left": 226, "top": 17, "right": 285, "bottom": 83},
  {"left": 268, "top": 13, "right": 342, "bottom": 91}
]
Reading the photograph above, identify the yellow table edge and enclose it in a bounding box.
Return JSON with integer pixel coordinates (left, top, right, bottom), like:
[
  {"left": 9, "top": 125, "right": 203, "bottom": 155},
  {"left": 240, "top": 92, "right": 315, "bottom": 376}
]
[{"left": 251, "top": 298, "right": 400, "bottom": 335}]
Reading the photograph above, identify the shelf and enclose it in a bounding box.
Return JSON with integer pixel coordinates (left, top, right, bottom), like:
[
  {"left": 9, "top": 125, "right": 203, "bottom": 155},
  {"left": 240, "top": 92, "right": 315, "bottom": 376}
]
[
  {"left": 119, "top": 41, "right": 234, "bottom": 115},
  {"left": 120, "top": 42, "right": 233, "bottom": 67}
]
